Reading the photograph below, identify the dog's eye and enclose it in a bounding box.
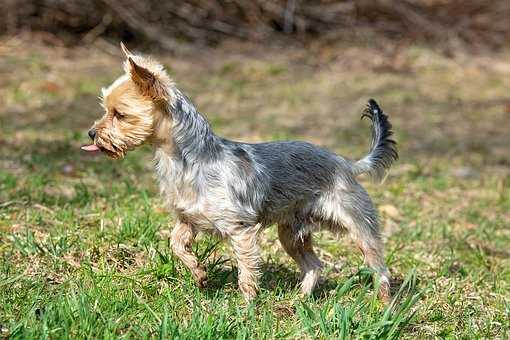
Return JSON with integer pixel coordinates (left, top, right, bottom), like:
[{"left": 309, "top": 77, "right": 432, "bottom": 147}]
[{"left": 113, "top": 109, "right": 125, "bottom": 118}]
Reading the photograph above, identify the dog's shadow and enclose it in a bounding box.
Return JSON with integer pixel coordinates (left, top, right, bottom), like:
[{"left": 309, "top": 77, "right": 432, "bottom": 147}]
[
  {"left": 202, "top": 259, "right": 407, "bottom": 300},
  {"left": 202, "top": 261, "right": 301, "bottom": 297},
  {"left": 311, "top": 275, "right": 406, "bottom": 300}
]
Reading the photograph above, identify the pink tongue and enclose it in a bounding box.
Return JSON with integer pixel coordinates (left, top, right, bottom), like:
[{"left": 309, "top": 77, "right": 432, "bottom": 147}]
[{"left": 81, "top": 144, "right": 100, "bottom": 152}]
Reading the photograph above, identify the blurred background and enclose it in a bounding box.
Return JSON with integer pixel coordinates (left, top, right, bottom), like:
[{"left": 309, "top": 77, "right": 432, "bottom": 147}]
[
  {"left": 2, "top": 0, "right": 510, "bottom": 49},
  {"left": 0, "top": 1, "right": 509, "bottom": 338},
  {"left": 1, "top": 0, "right": 509, "bottom": 165}
]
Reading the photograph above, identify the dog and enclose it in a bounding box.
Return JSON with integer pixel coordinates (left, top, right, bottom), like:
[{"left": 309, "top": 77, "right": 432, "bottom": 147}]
[{"left": 82, "top": 43, "right": 398, "bottom": 302}]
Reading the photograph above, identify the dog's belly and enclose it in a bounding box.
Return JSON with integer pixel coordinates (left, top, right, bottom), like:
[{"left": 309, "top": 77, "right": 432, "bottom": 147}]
[
  {"left": 168, "top": 194, "right": 215, "bottom": 230},
  {"left": 167, "top": 183, "right": 322, "bottom": 234},
  {"left": 167, "top": 186, "right": 257, "bottom": 236}
]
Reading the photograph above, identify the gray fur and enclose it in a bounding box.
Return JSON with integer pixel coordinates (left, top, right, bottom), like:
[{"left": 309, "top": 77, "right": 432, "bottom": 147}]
[
  {"left": 149, "top": 87, "right": 398, "bottom": 300},
  {"left": 354, "top": 99, "right": 398, "bottom": 182},
  {"left": 161, "top": 90, "right": 398, "bottom": 241}
]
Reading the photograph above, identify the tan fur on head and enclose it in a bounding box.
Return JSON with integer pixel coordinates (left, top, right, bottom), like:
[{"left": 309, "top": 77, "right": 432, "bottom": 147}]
[
  {"left": 91, "top": 43, "right": 174, "bottom": 159},
  {"left": 120, "top": 42, "right": 174, "bottom": 101}
]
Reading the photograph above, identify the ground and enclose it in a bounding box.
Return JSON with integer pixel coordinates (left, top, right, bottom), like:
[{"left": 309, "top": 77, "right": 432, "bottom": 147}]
[{"left": 0, "top": 37, "right": 509, "bottom": 338}]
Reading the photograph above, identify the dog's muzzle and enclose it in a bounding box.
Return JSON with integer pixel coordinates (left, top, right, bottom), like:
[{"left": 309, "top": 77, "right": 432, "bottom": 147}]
[{"left": 88, "top": 128, "right": 96, "bottom": 141}]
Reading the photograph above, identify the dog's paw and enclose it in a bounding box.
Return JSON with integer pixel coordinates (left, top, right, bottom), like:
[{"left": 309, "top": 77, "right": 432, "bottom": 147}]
[
  {"left": 239, "top": 282, "right": 258, "bottom": 301},
  {"left": 197, "top": 277, "right": 208, "bottom": 289},
  {"left": 193, "top": 267, "right": 208, "bottom": 289}
]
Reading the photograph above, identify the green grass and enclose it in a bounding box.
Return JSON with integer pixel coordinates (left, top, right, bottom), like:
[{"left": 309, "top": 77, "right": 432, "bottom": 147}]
[{"left": 0, "top": 39, "right": 509, "bottom": 338}]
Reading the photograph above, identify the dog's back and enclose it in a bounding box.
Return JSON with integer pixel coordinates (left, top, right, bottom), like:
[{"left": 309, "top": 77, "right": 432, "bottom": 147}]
[{"left": 227, "top": 99, "right": 397, "bottom": 229}]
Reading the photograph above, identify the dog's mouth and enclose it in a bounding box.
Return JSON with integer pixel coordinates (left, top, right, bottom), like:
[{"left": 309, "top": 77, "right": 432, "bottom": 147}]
[
  {"left": 81, "top": 143, "right": 124, "bottom": 159},
  {"left": 81, "top": 144, "right": 101, "bottom": 153}
]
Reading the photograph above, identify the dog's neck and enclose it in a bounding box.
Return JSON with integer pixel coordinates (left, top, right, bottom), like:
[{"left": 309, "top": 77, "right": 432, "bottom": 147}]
[{"left": 153, "top": 88, "right": 222, "bottom": 163}]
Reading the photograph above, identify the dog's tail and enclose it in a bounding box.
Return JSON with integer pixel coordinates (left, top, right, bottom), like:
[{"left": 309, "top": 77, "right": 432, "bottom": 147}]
[{"left": 352, "top": 99, "right": 398, "bottom": 182}]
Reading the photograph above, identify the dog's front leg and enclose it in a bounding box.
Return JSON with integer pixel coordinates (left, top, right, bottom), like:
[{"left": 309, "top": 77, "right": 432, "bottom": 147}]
[
  {"left": 170, "top": 219, "right": 207, "bottom": 288},
  {"left": 230, "top": 225, "right": 261, "bottom": 301}
]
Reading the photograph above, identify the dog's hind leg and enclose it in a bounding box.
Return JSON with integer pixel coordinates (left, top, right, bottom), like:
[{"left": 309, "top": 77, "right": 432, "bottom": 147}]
[
  {"left": 355, "top": 234, "right": 391, "bottom": 303},
  {"left": 170, "top": 219, "right": 208, "bottom": 288},
  {"left": 319, "top": 185, "right": 392, "bottom": 303},
  {"left": 278, "top": 224, "right": 323, "bottom": 295}
]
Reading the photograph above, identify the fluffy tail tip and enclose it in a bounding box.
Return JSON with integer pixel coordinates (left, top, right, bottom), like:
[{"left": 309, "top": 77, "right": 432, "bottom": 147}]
[
  {"left": 368, "top": 98, "right": 381, "bottom": 112},
  {"left": 355, "top": 98, "right": 398, "bottom": 182}
]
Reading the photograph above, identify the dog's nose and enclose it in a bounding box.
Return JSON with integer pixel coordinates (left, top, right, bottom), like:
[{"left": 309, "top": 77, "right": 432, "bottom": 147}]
[{"left": 88, "top": 128, "right": 96, "bottom": 140}]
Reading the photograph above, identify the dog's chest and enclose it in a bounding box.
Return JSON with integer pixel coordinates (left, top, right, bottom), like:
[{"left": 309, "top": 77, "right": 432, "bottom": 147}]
[
  {"left": 154, "top": 151, "right": 199, "bottom": 210},
  {"left": 153, "top": 150, "right": 230, "bottom": 232}
]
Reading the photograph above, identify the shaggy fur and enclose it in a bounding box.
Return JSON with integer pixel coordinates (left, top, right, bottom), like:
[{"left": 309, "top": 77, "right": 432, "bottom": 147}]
[{"left": 84, "top": 43, "right": 398, "bottom": 302}]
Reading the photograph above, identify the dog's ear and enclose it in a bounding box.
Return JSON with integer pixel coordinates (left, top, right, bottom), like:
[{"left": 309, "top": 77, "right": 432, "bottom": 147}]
[
  {"left": 120, "top": 42, "right": 132, "bottom": 57},
  {"left": 127, "top": 57, "right": 166, "bottom": 100}
]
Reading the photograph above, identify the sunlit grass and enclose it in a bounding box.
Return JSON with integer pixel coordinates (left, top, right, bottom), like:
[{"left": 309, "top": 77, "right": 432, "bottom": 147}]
[{"left": 0, "top": 39, "right": 509, "bottom": 338}]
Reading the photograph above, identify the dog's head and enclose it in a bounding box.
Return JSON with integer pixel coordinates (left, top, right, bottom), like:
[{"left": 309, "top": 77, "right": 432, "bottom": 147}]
[{"left": 82, "top": 43, "right": 173, "bottom": 159}]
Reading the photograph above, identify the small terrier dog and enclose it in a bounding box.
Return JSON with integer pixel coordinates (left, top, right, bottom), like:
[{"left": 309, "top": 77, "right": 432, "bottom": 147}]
[{"left": 83, "top": 43, "right": 398, "bottom": 302}]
